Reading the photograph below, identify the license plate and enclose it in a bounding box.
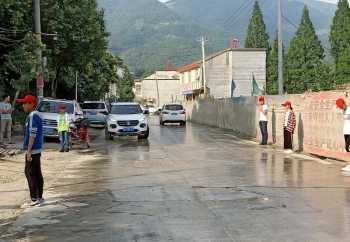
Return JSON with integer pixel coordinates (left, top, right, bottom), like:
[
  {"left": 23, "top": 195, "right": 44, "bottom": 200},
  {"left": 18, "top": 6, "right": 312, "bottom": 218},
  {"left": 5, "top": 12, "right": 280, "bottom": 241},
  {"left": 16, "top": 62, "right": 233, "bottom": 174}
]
[
  {"left": 123, "top": 128, "right": 134, "bottom": 132},
  {"left": 44, "top": 128, "right": 54, "bottom": 135},
  {"left": 171, "top": 113, "right": 178, "bottom": 116}
]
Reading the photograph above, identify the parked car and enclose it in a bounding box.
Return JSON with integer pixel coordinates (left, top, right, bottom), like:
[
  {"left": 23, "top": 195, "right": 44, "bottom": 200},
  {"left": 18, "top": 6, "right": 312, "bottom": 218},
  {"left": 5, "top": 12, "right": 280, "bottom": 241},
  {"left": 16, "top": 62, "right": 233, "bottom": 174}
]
[
  {"left": 159, "top": 104, "right": 186, "bottom": 126},
  {"left": 37, "top": 98, "right": 84, "bottom": 138},
  {"left": 105, "top": 102, "right": 149, "bottom": 140},
  {"left": 145, "top": 104, "right": 157, "bottom": 114},
  {"left": 141, "top": 105, "right": 150, "bottom": 115},
  {"left": 81, "top": 101, "right": 109, "bottom": 128}
]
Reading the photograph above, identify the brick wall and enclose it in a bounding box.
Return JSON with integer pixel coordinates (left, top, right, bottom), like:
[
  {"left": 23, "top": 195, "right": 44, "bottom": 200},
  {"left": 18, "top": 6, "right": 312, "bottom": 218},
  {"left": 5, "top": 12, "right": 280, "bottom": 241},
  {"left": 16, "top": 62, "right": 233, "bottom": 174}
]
[{"left": 264, "top": 92, "right": 348, "bottom": 162}]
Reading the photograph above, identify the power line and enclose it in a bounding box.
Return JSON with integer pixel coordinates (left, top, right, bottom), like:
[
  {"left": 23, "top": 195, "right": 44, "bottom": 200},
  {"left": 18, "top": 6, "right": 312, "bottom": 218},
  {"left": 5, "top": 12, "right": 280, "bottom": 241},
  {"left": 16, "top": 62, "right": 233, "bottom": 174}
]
[
  {"left": 222, "top": 0, "right": 253, "bottom": 27},
  {"left": 224, "top": 0, "right": 255, "bottom": 32},
  {"left": 0, "top": 27, "right": 31, "bottom": 33},
  {"left": 282, "top": 15, "right": 298, "bottom": 30}
]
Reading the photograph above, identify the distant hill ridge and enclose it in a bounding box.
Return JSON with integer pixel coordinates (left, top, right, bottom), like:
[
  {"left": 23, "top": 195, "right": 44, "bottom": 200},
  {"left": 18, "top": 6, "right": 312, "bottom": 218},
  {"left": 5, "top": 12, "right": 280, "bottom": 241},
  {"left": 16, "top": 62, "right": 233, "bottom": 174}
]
[{"left": 97, "top": 0, "right": 336, "bottom": 75}]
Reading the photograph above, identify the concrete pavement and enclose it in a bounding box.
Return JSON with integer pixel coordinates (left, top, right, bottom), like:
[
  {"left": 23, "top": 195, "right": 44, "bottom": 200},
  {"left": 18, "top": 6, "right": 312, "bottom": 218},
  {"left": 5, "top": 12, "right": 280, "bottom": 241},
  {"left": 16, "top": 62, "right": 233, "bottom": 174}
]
[{"left": 1, "top": 118, "right": 350, "bottom": 241}]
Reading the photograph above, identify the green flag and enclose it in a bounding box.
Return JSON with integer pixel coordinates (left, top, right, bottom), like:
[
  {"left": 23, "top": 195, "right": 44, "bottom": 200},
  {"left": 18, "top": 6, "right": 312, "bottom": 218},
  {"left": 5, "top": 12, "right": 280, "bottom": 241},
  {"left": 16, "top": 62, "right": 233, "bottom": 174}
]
[{"left": 251, "top": 74, "right": 262, "bottom": 96}]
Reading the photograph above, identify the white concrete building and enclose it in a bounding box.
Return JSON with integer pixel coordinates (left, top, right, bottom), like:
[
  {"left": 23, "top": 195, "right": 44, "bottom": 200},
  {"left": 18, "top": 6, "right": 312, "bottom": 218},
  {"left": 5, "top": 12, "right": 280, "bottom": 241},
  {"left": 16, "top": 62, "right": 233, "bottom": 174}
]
[
  {"left": 177, "top": 62, "right": 202, "bottom": 100},
  {"left": 135, "top": 70, "right": 180, "bottom": 107}
]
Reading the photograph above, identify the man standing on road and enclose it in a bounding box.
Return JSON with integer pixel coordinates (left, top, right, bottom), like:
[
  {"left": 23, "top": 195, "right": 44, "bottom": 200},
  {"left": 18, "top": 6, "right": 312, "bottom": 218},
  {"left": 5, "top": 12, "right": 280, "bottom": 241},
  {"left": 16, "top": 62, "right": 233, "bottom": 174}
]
[
  {"left": 0, "top": 95, "right": 13, "bottom": 145},
  {"left": 258, "top": 96, "right": 268, "bottom": 145},
  {"left": 336, "top": 98, "right": 350, "bottom": 172},
  {"left": 17, "top": 95, "right": 44, "bottom": 207}
]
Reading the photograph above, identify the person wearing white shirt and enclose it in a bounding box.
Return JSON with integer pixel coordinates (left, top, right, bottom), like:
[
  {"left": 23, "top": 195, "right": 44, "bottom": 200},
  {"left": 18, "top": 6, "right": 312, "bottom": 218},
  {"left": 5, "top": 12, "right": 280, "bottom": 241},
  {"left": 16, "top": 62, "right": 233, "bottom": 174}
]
[
  {"left": 258, "top": 96, "right": 268, "bottom": 145},
  {"left": 0, "top": 95, "right": 13, "bottom": 144},
  {"left": 336, "top": 98, "right": 350, "bottom": 172}
]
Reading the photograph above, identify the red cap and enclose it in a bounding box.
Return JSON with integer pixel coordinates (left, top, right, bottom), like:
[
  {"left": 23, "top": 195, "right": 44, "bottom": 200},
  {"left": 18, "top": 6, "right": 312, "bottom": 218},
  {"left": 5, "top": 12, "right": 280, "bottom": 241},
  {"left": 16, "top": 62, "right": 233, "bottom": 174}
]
[
  {"left": 282, "top": 101, "right": 292, "bottom": 107},
  {"left": 336, "top": 98, "right": 346, "bottom": 109},
  {"left": 16, "top": 95, "right": 37, "bottom": 105},
  {"left": 59, "top": 104, "right": 66, "bottom": 110},
  {"left": 258, "top": 96, "right": 265, "bottom": 102}
]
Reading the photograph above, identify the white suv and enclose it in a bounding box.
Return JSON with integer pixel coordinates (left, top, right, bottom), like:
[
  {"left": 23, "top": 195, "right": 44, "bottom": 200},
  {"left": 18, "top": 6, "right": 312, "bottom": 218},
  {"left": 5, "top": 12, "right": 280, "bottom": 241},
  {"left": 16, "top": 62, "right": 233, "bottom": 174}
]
[
  {"left": 159, "top": 104, "right": 186, "bottom": 126},
  {"left": 106, "top": 102, "right": 149, "bottom": 140}
]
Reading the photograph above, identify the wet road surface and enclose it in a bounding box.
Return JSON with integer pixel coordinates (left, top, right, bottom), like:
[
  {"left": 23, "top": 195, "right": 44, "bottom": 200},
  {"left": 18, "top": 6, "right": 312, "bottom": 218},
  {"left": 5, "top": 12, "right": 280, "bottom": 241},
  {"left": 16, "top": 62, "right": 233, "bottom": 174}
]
[{"left": 3, "top": 118, "right": 350, "bottom": 242}]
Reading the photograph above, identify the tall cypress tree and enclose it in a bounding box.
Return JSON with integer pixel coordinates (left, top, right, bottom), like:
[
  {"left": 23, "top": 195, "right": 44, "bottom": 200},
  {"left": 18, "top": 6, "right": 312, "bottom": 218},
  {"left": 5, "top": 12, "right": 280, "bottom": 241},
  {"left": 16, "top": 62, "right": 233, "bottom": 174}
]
[
  {"left": 245, "top": 1, "right": 269, "bottom": 49},
  {"left": 286, "top": 6, "right": 331, "bottom": 93},
  {"left": 329, "top": 0, "right": 350, "bottom": 84}
]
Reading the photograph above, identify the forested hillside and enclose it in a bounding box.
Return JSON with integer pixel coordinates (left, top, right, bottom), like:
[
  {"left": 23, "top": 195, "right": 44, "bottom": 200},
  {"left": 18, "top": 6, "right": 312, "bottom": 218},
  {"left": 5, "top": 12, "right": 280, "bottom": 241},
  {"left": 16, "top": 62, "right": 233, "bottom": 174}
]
[{"left": 98, "top": 0, "right": 336, "bottom": 76}]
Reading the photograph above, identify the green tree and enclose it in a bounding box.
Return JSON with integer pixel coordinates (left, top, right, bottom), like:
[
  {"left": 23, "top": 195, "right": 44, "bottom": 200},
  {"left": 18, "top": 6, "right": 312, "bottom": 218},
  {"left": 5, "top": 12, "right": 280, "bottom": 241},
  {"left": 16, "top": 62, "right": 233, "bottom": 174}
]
[
  {"left": 0, "top": 0, "right": 131, "bottom": 102},
  {"left": 285, "top": 6, "right": 331, "bottom": 93},
  {"left": 245, "top": 1, "right": 269, "bottom": 49},
  {"left": 0, "top": 0, "right": 33, "bottom": 96},
  {"left": 329, "top": 0, "right": 350, "bottom": 84},
  {"left": 5, "top": 34, "right": 41, "bottom": 94},
  {"left": 41, "top": 0, "right": 109, "bottom": 97},
  {"left": 78, "top": 52, "right": 124, "bottom": 101},
  {"left": 118, "top": 67, "right": 135, "bottom": 102}
]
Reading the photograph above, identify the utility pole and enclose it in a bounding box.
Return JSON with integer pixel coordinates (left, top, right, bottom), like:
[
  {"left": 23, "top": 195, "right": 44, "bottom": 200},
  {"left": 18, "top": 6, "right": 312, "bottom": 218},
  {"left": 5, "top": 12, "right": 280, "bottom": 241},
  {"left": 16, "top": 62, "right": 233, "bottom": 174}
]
[
  {"left": 201, "top": 36, "right": 207, "bottom": 96},
  {"left": 75, "top": 71, "right": 78, "bottom": 101},
  {"left": 278, "top": 0, "right": 284, "bottom": 95},
  {"left": 155, "top": 74, "right": 160, "bottom": 108},
  {"left": 34, "top": 0, "right": 44, "bottom": 97}
]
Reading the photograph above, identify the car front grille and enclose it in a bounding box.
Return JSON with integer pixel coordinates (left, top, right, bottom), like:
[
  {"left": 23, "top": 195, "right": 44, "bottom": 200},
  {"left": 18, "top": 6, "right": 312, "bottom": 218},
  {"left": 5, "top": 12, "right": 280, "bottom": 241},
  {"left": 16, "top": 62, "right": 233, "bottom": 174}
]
[
  {"left": 43, "top": 119, "right": 58, "bottom": 127},
  {"left": 117, "top": 120, "right": 139, "bottom": 127}
]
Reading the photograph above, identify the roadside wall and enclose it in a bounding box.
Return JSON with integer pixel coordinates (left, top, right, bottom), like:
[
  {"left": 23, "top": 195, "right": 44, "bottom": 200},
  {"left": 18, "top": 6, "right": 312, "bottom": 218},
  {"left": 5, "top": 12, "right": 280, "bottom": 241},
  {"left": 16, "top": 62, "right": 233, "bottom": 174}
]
[
  {"left": 186, "top": 91, "right": 349, "bottom": 162},
  {"left": 185, "top": 97, "right": 257, "bottom": 138}
]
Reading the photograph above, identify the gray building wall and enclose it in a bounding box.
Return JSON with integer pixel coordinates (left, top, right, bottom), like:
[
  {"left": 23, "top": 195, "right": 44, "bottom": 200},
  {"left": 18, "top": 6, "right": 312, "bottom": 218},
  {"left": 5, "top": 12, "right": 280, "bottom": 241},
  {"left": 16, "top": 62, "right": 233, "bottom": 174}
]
[
  {"left": 231, "top": 50, "right": 266, "bottom": 97},
  {"left": 205, "top": 51, "right": 231, "bottom": 98},
  {"left": 205, "top": 49, "right": 266, "bottom": 98}
]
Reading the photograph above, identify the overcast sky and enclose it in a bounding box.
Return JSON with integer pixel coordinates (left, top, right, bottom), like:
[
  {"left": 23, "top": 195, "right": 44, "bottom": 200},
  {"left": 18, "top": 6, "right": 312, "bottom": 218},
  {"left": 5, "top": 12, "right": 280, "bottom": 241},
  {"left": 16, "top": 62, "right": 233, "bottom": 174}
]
[
  {"left": 158, "top": 0, "right": 339, "bottom": 4},
  {"left": 319, "top": 0, "right": 337, "bottom": 3}
]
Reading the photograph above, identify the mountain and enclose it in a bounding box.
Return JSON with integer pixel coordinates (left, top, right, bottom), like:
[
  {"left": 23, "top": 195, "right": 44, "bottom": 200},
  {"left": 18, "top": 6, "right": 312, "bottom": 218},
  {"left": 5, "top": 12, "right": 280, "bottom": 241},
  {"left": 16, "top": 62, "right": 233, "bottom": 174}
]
[
  {"left": 98, "top": 0, "right": 225, "bottom": 76},
  {"left": 97, "top": 0, "right": 336, "bottom": 75},
  {"left": 167, "top": 0, "right": 336, "bottom": 43}
]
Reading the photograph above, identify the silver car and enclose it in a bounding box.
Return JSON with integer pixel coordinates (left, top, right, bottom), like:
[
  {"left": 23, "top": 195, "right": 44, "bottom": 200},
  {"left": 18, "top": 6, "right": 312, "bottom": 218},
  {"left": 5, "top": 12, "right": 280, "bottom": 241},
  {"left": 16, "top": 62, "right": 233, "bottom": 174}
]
[
  {"left": 82, "top": 101, "right": 109, "bottom": 128},
  {"left": 37, "top": 98, "right": 84, "bottom": 138}
]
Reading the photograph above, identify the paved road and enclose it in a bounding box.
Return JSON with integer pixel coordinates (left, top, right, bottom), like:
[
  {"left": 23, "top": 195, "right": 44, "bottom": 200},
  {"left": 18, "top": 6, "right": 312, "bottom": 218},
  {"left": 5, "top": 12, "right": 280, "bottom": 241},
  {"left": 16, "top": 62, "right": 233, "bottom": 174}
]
[{"left": 2, "top": 118, "right": 350, "bottom": 242}]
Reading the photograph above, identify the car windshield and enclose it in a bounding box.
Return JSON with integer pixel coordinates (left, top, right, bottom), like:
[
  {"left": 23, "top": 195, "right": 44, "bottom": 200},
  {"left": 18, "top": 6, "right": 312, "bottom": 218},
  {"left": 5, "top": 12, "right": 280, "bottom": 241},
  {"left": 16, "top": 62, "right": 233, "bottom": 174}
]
[
  {"left": 165, "top": 105, "right": 183, "bottom": 111},
  {"left": 37, "top": 101, "right": 74, "bottom": 114},
  {"left": 82, "top": 103, "right": 105, "bottom": 110},
  {"left": 111, "top": 105, "right": 142, "bottom": 115}
]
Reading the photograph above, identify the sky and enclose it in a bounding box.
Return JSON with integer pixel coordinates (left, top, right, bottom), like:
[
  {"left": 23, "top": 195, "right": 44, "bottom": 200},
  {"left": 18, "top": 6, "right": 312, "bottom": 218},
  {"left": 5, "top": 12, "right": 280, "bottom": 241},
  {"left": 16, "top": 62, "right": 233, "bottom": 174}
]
[
  {"left": 318, "top": 0, "right": 337, "bottom": 3},
  {"left": 158, "top": 0, "right": 339, "bottom": 4}
]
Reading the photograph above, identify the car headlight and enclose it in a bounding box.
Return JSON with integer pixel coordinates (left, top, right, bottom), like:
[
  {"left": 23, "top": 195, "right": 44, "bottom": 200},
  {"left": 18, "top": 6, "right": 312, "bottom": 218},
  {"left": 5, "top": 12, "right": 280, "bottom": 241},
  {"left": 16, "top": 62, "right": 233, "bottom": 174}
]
[{"left": 109, "top": 118, "right": 117, "bottom": 123}]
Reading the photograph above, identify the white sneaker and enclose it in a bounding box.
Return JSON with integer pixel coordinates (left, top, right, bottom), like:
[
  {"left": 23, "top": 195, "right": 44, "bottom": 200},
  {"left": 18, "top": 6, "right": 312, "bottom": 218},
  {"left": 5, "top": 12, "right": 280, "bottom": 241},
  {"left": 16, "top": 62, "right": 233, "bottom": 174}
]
[
  {"left": 341, "top": 165, "right": 350, "bottom": 172},
  {"left": 284, "top": 149, "right": 293, "bottom": 154},
  {"left": 21, "top": 200, "right": 40, "bottom": 208}
]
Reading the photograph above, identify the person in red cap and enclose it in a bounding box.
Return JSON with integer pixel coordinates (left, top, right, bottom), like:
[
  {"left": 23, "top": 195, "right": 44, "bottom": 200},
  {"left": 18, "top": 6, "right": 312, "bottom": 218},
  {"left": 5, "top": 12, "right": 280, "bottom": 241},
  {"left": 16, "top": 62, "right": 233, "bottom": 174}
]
[
  {"left": 258, "top": 96, "right": 269, "bottom": 145},
  {"left": 282, "top": 101, "right": 296, "bottom": 154},
  {"left": 16, "top": 95, "right": 44, "bottom": 207},
  {"left": 336, "top": 98, "right": 350, "bottom": 172}
]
